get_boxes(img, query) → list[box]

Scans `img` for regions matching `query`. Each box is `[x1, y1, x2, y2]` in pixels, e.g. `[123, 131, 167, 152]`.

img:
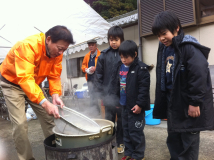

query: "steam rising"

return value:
[61, 79, 120, 125]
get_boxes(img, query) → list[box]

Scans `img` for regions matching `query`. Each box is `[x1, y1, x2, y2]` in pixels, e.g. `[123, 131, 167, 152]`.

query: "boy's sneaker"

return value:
[121, 156, 132, 160]
[117, 144, 125, 153]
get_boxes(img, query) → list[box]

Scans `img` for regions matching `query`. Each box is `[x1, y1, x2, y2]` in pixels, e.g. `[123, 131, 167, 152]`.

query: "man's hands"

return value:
[85, 68, 88, 73]
[52, 94, 64, 108]
[89, 66, 96, 73]
[131, 105, 142, 114]
[85, 67, 95, 74]
[41, 94, 64, 119]
[41, 100, 60, 119]
[188, 105, 200, 118]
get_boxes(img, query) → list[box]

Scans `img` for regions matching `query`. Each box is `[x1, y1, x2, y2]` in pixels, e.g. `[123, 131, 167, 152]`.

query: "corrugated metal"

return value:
[165, 0, 195, 26]
[139, 0, 196, 37]
[140, 0, 164, 36]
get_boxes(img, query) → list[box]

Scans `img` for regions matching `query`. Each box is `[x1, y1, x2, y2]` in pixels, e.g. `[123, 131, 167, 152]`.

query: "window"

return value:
[139, 0, 164, 36]
[66, 57, 85, 78]
[200, 0, 214, 17]
[197, 0, 214, 24]
[66, 58, 77, 78]
[78, 57, 85, 77]
[139, 0, 196, 37]
[139, 0, 214, 37]
[165, 0, 196, 27]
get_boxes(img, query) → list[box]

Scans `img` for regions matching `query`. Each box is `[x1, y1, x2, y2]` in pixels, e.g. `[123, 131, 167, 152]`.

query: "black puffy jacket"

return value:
[109, 57, 150, 111]
[94, 47, 121, 106]
[153, 29, 214, 132]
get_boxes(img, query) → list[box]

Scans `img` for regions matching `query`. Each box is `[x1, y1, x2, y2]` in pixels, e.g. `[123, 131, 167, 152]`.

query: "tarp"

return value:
[0, 36, 11, 62]
[0, 48, 9, 63]
[0, 0, 111, 59]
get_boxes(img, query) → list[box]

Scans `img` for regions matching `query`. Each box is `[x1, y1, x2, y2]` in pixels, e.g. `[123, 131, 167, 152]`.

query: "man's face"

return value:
[88, 43, 97, 53]
[109, 36, 121, 50]
[46, 36, 69, 58]
[157, 27, 179, 47]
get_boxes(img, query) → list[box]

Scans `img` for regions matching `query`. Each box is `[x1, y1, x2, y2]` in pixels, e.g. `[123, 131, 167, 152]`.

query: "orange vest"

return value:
[81, 49, 101, 81]
[0, 33, 62, 104]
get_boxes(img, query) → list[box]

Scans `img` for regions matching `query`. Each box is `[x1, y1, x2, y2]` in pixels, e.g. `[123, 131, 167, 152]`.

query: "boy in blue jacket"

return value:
[110, 40, 150, 160]
[152, 11, 214, 160]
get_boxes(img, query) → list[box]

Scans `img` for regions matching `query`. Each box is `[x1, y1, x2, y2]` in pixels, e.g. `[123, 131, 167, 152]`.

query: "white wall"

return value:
[123, 25, 139, 44]
[141, 36, 159, 104]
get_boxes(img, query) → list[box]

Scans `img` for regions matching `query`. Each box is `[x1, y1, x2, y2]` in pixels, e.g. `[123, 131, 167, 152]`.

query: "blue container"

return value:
[75, 91, 84, 99]
[145, 104, 161, 125]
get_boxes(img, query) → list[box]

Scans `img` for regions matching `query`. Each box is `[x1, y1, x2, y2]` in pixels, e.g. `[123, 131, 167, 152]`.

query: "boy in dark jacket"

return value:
[95, 26, 124, 152]
[110, 40, 150, 160]
[152, 11, 214, 160]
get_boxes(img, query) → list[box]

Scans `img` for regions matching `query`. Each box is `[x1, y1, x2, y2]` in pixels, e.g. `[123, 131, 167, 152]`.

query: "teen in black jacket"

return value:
[94, 26, 124, 152]
[152, 11, 214, 160]
[95, 46, 121, 105]
[153, 19, 214, 133]
[153, 31, 214, 132]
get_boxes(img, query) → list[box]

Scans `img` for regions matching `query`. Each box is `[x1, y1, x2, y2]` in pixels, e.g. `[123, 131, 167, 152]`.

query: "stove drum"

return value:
[44, 132, 118, 160]
[43, 119, 118, 160]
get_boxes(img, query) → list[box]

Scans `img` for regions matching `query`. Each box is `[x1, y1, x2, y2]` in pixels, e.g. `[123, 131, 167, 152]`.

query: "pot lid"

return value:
[55, 106, 100, 134]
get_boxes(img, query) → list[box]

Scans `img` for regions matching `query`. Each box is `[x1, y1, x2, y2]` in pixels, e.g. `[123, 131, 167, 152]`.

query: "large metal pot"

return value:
[44, 133, 118, 160]
[53, 119, 114, 148]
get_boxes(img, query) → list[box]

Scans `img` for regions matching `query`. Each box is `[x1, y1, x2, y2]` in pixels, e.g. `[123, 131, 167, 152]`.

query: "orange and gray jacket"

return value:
[0, 33, 62, 104]
[81, 49, 101, 81]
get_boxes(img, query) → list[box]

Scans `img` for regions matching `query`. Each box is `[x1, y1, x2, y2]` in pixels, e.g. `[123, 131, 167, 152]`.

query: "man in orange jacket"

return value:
[81, 39, 101, 113]
[0, 25, 74, 160]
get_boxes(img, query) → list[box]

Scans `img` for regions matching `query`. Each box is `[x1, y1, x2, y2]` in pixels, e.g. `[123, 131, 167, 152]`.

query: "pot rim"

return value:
[53, 119, 114, 137]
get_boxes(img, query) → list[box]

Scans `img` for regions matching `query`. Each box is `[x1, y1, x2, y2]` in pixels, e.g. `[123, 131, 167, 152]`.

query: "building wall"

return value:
[123, 25, 139, 44]
[142, 23, 214, 103]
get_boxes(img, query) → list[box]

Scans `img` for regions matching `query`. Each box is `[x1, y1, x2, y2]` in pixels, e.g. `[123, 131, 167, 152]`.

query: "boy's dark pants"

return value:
[166, 91, 200, 160]
[122, 105, 145, 160]
[105, 105, 123, 146]
[167, 131, 200, 160]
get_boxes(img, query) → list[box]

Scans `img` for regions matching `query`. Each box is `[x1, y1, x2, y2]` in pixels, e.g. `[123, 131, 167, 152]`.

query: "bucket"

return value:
[145, 104, 161, 125]
[74, 90, 84, 99]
